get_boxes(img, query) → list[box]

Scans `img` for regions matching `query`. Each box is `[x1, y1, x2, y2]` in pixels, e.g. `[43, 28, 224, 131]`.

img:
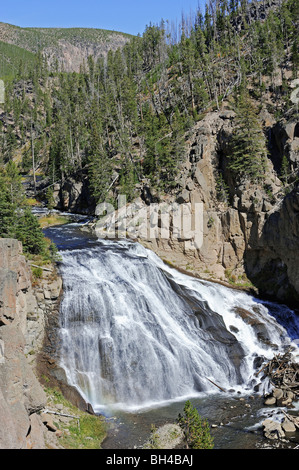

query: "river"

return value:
[42, 216, 299, 449]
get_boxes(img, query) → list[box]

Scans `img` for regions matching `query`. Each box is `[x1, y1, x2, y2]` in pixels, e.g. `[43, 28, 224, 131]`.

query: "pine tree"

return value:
[0, 165, 47, 255]
[178, 400, 214, 449]
[0, 170, 16, 237]
[216, 172, 230, 202]
[5, 160, 25, 205]
[15, 208, 47, 255]
[280, 154, 291, 190]
[227, 89, 267, 182]
[88, 115, 113, 204]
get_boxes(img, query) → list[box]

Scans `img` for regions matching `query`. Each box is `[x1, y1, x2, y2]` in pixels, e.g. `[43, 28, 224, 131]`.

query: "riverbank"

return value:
[39, 219, 299, 449]
[38, 213, 71, 229]
[101, 392, 299, 450]
[7, 211, 292, 451]
[40, 387, 107, 449]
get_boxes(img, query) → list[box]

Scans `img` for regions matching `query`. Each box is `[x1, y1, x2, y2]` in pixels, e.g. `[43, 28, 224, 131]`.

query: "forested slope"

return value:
[0, 0, 298, 304]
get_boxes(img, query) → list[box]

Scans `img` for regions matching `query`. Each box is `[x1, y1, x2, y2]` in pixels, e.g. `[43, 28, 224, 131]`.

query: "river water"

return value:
[43, 218, 299, 449]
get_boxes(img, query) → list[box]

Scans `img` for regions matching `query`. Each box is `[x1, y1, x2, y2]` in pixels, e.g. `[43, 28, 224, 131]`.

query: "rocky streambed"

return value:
[101, 390, 299, 450]
[41, 217, 299, 450]
[2, 212, 298, 450]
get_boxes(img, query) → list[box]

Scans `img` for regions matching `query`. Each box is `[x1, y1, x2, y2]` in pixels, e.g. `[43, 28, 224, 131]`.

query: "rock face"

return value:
[0, 240, 92, 447]
[92, 107, 299, 307]
[245, 188, 299, 305]
[162, 111, 299, 307]
[36, 174, 95, 215]
[0, 239, 47, 449]
[232, 0, 284, 31]
[0, 22, 131, 73]
[42, 34, 130, 73]
[53, 176, 95, 214]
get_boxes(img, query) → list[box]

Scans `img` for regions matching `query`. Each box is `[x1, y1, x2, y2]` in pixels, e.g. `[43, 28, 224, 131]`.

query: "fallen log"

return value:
[42, 408, 79, 419]
[29, 263, 53, 272]
[42, 408, 80, 429]
[205, 377, 226, 393]
[255, 359, 272, 377]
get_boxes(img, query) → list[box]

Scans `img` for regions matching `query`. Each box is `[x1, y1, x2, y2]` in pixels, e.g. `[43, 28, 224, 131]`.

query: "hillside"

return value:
[0, 0, 299, 451]
[0, 40, 37, 79]
[0, 0, 298, 306]
[0, 21, 132, 75]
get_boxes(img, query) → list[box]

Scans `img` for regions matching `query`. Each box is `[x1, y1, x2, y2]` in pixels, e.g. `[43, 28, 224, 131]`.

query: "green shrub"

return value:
[178, 400, 214, 449]
[32, 266, 43, 279]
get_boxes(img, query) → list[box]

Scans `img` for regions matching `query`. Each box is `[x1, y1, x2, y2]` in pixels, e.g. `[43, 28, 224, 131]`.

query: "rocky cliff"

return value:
[145, 107, 299, 308]
[0, 239, 48, 448]
[89, 103, 299, 309]
[0, 238, 76, 448]
[0, 239, 102, 448]
[0, 22, 132, 74]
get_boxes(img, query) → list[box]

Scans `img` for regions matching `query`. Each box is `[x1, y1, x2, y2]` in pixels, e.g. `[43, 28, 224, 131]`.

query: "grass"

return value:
[60, 414, 108, 449]
[224, 269, 254, 288]
[44, 388, 108, 449]
[26, 236, 62, 283]
[26, 197, 42, 206]
[162, 258, 176, 268]
[38, 213, 70, 228]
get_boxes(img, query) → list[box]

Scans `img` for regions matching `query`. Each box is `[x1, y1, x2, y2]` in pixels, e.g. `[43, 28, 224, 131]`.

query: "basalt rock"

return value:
[0, 239, 47, 448]
[53, 176, 96, 215]
[83, 105, 299, 308]
[245, 187, 299, 307]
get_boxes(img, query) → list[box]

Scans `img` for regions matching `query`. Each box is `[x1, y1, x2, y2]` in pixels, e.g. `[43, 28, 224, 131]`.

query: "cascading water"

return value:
[57, 236, 299, 413]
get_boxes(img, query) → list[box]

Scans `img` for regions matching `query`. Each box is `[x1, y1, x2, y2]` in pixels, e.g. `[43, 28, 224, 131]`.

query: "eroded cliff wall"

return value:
[92, 106, 299, 308]
[0, 239, 47, 449]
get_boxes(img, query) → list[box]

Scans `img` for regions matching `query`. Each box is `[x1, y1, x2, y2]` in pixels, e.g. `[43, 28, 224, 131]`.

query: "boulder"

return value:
[264, 396, 277, 406]
[40, 412, 57, 432]
[272, 388, 284, 400]
[262, 419, 285, 440]
[282, 418, 296, 433]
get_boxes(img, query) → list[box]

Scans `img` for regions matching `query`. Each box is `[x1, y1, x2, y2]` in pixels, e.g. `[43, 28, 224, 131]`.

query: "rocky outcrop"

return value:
[0, 239, 95, 448]
[0, 239, 47, 448]
[159, 109, 299, 307]
[36, 174, 95, 215]
[91, 105, 299, 308]
[0, 22, 131, 74]
[33, 266, 95, 414]
[242, 112, 299, 305]
[42, 34, 130, 73]
[231, 0, 284, 31]
[245, 187, 299, 306]
[271, 117, 299, 173]
[26, 270, 62, 368]
[53, 176, 95, 214]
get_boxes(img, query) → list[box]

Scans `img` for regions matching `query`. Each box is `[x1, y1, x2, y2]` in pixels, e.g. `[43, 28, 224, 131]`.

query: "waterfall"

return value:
[58, 239, 298, 412]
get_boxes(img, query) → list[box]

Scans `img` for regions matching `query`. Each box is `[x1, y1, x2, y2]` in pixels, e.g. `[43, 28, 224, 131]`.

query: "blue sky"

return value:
[1, 0, 206, 36]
